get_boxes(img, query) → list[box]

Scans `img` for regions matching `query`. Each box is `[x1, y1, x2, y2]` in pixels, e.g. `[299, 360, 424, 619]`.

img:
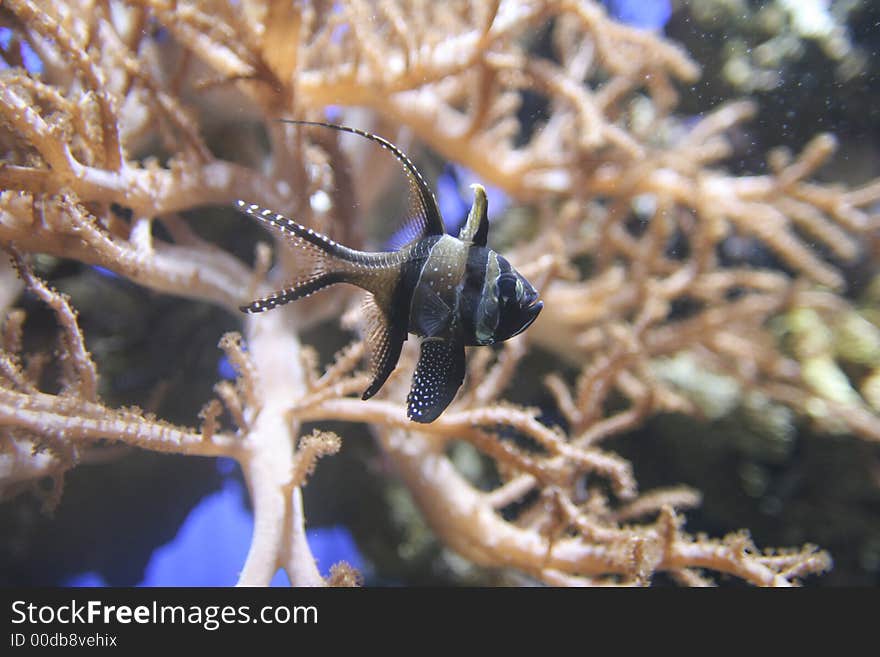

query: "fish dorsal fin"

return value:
[279, 120, 446, 245]
[458, 184, 488, 247]
[406, 336, 466, 423]
[360, 293, 408, 400]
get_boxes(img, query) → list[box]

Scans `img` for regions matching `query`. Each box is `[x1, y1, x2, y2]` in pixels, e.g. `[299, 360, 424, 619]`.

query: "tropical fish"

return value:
[237, 121, 543, 423]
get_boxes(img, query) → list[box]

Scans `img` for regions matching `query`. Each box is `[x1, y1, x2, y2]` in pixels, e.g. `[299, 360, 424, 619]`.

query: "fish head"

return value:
[475, 254, 543, 344]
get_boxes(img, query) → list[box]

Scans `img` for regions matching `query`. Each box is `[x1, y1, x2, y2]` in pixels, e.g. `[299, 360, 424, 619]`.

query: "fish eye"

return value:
[497, 274, 517, 301]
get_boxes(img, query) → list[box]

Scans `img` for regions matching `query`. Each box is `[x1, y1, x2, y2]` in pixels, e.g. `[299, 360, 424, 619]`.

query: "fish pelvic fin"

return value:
[406, 335, 465, 423]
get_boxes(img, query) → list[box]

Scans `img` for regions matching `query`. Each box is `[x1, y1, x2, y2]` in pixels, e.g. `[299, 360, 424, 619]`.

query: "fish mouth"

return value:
[510, 300, 544, 338]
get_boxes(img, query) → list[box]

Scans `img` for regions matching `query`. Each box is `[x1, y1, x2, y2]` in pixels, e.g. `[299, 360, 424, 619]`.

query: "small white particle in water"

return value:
[310, 189, 332, 214]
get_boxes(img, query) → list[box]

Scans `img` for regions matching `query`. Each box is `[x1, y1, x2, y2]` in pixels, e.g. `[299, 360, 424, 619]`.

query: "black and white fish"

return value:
[237, 121, 543, 423]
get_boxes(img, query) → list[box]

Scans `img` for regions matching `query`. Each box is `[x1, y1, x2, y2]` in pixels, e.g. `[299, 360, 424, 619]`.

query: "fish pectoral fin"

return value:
[361, 294, 407, 400]
[419, 286, 453, 337]
[406, 336, 465, 423]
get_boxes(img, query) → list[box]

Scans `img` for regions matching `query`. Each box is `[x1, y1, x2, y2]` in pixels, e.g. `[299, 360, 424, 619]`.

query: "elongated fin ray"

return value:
[278, 120, 446, 242]
[240, 273, 343, 313]
[458, 184, 489, 247]
[236, 200, 351, 259]
[406, 336, 465, 423]
[361, 294, 407, 399]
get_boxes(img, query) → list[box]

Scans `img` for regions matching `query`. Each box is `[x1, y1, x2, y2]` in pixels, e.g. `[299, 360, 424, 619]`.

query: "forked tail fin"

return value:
[236, 195, 415, 403]
[237, 200, 358, 313]
[236, 200, 400, 313]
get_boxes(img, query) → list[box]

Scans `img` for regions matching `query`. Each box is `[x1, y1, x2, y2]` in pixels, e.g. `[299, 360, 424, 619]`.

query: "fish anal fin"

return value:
[406, 336, 465, 423]
[361, 294, 407, 400]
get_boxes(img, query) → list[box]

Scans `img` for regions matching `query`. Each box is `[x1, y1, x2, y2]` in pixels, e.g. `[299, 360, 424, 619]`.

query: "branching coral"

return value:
[2, 0, 877, 586]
